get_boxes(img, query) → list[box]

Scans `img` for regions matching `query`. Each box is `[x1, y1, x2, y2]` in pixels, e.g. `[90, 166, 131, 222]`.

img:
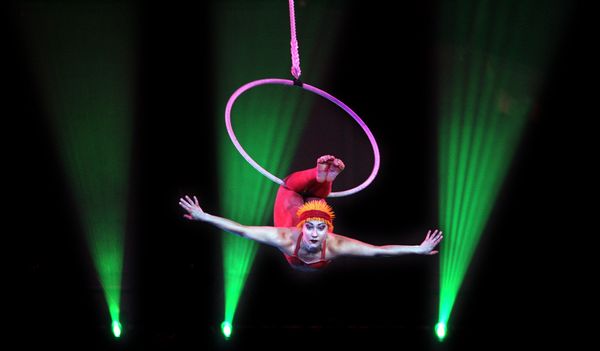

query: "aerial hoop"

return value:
[225, 78, 380, 198]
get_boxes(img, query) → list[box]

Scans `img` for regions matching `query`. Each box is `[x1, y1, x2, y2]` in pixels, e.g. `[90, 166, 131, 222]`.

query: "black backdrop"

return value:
[8, 0, 593, 350]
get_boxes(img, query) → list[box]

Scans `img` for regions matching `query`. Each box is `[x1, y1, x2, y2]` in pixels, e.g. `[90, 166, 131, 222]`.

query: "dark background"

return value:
[8, 0, 593, 349]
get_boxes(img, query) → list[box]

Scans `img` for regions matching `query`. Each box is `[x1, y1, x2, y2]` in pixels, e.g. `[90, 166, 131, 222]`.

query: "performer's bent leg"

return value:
[273, 156, 344, 227]
[273, 167, 331, 227]
[283, 167, 333, 198]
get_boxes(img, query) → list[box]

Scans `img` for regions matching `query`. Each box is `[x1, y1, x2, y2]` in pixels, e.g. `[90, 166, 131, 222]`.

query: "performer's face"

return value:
[302, 220, 328, 249]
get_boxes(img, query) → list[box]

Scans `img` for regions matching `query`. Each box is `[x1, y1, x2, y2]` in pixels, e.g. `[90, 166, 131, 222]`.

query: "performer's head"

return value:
[296, 200, 334, 250]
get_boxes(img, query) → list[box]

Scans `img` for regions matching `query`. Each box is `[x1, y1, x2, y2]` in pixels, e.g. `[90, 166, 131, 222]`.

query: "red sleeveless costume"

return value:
[274, 167, 332, 270]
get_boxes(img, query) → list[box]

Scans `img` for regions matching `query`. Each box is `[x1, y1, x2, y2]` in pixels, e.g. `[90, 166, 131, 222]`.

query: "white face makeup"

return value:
[301, 220, 328, 250]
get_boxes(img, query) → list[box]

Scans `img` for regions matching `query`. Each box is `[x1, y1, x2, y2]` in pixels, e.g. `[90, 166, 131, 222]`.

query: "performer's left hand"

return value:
[419, 229, 443, 255]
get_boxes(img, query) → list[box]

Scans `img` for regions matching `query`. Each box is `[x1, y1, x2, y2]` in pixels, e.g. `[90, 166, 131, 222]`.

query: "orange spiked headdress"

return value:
[296, 200, 335, 232]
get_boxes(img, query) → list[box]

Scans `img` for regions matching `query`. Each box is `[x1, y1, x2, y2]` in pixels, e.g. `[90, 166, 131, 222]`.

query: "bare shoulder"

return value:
[326, 232, 377, 258]
[326, 232, 351, 256]
[275, 227, 298, 254]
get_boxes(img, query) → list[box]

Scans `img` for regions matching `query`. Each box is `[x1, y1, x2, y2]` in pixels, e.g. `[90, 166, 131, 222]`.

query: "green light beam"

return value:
[436, 0, 570, 339]
[213, 0, 342, 338]
[18, 2, 136, 336]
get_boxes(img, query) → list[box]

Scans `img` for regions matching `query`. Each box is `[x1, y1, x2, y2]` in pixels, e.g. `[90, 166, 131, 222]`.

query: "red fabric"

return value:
[274, 167, 332, 270]
[298, 209, 332, 222]
[273, 167, 332, 228]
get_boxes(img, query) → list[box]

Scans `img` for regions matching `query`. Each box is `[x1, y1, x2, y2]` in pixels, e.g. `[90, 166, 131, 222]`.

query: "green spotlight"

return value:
[112, 320, 122, 338]
[435, 322, 446, 341]
[221, 321, 232, 339]
[18, 1, 136, 336]
[214, 1, 342, 335]
[436, 0, 570, 339]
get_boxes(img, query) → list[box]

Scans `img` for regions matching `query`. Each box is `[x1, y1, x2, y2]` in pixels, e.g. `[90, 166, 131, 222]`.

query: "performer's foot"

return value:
[316, 155, 344, 183]
[316, 155, 335, 183]
[327, 158, 345, 182]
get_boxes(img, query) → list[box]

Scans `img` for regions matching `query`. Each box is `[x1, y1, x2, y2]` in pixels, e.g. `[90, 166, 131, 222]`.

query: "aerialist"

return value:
[179, 155, 443, 272]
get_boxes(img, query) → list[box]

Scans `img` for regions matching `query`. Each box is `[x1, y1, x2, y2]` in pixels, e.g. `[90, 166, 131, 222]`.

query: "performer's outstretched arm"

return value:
[179, 195, 291, 248]
[332, 229, 443, 257]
